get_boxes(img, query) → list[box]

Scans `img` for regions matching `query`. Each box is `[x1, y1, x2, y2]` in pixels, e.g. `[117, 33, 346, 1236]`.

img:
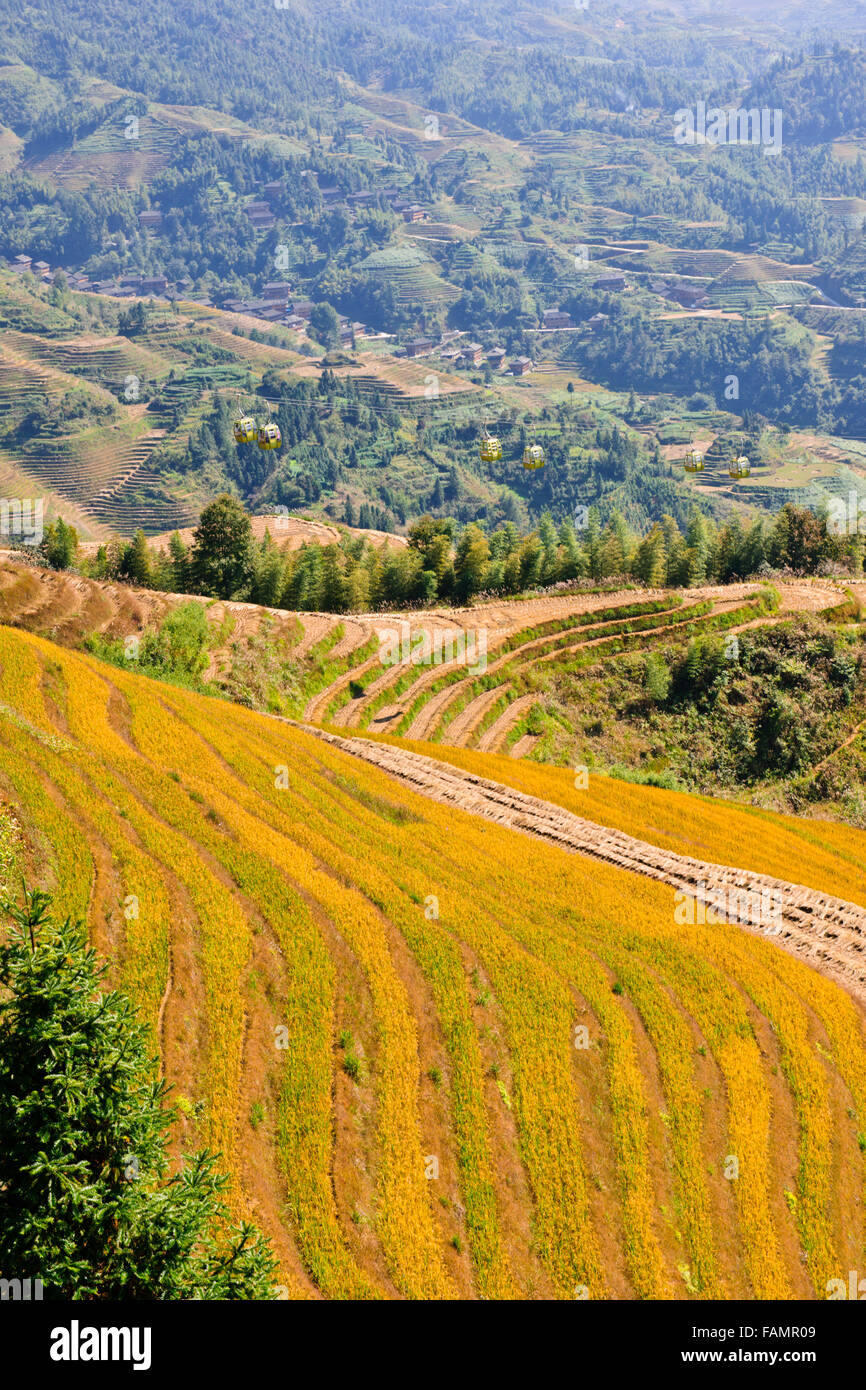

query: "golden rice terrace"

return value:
[1, 622, 866, 1300]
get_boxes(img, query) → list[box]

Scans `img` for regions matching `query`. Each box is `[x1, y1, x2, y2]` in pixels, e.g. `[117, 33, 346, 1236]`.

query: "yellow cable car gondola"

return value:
[683, 447, 704, 474]
[728, 453, 751, 479]
[258, 419, 282, 451]
[480, 427, 502, 463]
[233, 414, 258, 445]
[522, 444, 545, 471]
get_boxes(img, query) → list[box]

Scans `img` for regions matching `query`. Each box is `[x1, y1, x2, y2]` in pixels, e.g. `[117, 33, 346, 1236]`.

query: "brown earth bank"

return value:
[0, 558, 842, 647]
[137, 514, 409, 556]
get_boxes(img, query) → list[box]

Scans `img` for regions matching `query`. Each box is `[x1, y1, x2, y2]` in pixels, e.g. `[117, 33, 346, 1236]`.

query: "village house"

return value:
[510, 355, 533, 375]
[402, 204, 427, 223]
[246, 202, 275, 228]
[405, 337, 435, 358]
[460, 342, 484, 367]
[11, 255, 32, 272]
[587, 312, 610, 332]
[138, 210, 163, 229]
[541, 307, 572, 328]
[593, 272, 628, 292]
[290, 299, 314, 320]
[486, 347, 507, 368]
[667, 283, 709, 308]
[262, 282, 292, 301]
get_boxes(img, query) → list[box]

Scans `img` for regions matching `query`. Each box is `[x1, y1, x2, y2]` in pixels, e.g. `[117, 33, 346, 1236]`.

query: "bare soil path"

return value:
[301, 726, 866, 1005]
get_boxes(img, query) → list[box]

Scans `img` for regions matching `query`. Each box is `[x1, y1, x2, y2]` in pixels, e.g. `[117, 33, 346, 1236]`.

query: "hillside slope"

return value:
[305, 726, 866, 1003]
[1, 622, 865, 1299]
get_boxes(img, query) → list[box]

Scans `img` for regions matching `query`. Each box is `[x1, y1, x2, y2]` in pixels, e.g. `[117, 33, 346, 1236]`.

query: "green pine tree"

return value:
[0, 886, 277, 1300]
[190, 494, 254, 600]
[42, 518, 79, 571]
[125, 529, 152, 587]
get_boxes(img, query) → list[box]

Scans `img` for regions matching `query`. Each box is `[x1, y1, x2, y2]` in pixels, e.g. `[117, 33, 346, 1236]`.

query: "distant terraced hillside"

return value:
[23, 100, 296, 193]
[142, 514, 409, 556]
[2, 620, 866, 1299]
[0, 272, 481, 538]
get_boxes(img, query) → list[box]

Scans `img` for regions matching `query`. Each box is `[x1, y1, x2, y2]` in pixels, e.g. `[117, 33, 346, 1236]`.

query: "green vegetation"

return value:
[0, 806, 21, 900]
[542, 615, 866, 821]
[0, 885, 276, 1299]
[75, 498, 865, 616]
[0, 7, 862, 543]
[84, 601, 213, 686]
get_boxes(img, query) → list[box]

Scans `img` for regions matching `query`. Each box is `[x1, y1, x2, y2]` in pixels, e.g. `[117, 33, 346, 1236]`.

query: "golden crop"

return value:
[1, 624, 864, 1300]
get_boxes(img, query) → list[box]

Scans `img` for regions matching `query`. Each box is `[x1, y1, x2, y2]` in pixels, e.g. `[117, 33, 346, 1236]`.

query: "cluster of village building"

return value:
[5, 249, 620, 359]
[8, 190, 708, 368]
[5, 158, 713, 343]
[5, 251, 371, 341]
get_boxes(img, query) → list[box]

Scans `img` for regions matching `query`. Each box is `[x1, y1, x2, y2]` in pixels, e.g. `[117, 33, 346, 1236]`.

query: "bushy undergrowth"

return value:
[543, 614, 866, 817]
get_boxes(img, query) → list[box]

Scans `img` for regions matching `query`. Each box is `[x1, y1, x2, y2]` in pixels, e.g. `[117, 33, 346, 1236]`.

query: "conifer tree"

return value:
[0, 887, 276, 1300]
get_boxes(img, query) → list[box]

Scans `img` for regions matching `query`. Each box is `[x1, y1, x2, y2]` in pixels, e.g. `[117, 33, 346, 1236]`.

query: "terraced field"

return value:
[0, 558, 304, 680]
[356, 246, 460, 307]
[309, 582, 838, 754]
[2, 619, 865, 1300]
[26, 112, 183, 191]
[0, 274, 485, 536]
[309, 728, 866, 1002]
[0, 563, 842, 750]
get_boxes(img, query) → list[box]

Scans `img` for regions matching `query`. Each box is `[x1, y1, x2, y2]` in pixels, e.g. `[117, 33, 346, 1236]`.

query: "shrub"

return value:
[644, 652, 671, 703]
